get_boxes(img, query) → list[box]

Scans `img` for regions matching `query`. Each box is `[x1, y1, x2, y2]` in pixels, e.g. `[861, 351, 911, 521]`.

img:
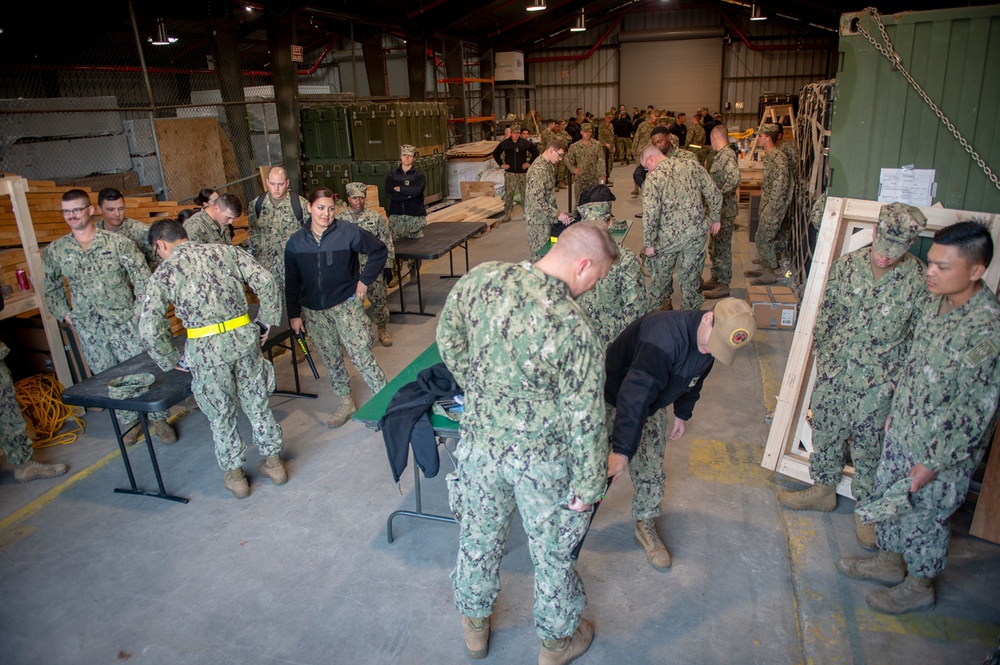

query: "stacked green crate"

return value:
[301, 105, 353, 201]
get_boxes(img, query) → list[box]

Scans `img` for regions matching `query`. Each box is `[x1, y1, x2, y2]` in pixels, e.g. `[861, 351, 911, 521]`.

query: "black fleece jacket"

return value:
[605, 310, 715, 459]
[284, 219, 387, 318]
[385, 165, 427, 217]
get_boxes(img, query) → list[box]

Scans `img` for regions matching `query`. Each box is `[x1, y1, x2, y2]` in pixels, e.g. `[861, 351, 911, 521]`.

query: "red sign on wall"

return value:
[291, 45, 303, 63]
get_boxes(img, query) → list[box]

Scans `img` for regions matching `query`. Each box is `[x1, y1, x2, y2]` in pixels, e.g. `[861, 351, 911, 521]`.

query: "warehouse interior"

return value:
[1, 1, 1000, 664]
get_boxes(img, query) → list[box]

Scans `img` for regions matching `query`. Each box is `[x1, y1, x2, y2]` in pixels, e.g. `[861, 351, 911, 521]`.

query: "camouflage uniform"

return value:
[524, 158, 560, 254]
[872, 285, 1000, 577]
[564, 139, 605, 206]
[183, 210, 229, 245]
[774, 139, 798, 258]
[642, 155, 722, 311]
[342, 205, 395, 329]
[43, 229, 167, 428]
[302, 297, 387, 397]
[97, 218, 156, 267]
[248, 194, 309, 307]
[437, 261, 607, 641]
[555, 129, 572, 185]
[756, 147, 791, 270]
[686, 121, 706, 149]
[139, 242, 283, 471]
[631, 119, 656, 159]
[707, 145, 741, 285]
[605, 405, 667, 520]
[810, 250, 928, 502]
[615, 135, 632, 164]
[0, 342, 32, 466]
[597, 121, 615, 152]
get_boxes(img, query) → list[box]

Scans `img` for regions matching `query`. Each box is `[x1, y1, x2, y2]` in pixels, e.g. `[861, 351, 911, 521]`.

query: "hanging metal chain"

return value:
[856, 7, 1000, 193]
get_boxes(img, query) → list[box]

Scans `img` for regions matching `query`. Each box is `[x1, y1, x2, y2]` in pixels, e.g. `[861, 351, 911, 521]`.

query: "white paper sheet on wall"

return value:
[878, 166, 936, 206]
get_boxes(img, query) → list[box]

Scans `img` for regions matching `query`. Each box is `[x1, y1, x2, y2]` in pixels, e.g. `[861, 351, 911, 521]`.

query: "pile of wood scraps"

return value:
[446, 141, 500, 158]
[426, 196, 504, 233]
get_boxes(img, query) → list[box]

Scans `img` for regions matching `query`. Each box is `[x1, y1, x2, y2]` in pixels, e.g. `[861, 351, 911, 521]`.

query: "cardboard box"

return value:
[747, 285, 798, 330]
[495, 51, 525, 82]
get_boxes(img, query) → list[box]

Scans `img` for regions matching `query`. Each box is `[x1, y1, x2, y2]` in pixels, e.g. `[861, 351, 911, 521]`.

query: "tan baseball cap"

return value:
[707, 298, 756, 365]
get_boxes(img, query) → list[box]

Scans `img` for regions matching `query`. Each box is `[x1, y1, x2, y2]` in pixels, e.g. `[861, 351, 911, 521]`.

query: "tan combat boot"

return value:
[855, 512, 877, 550]
[776, 482, 837, 512]
[152, 419, 177, 445]
[14, 459, 68, 483]
[866, 575, 934, 614]
[462, 615, 490, 660]
[700, 277, 720, 292]
[836, 550, 905, 584]
[121, 421, 143, 446]
[703, 283, 731, 299]
[377, 326, 394, 347]
[634, 519, 672, 570]
[659, 299, 673, 311]
[257, 455, 288, 485]
[327, 397, 357, 428]
[538, 619, 594, 665]
[224, 468, 250, 499]
[751, 272, 778, 285]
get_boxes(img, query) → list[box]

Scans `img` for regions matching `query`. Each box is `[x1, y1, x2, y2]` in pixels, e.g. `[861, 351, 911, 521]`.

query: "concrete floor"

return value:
[2, 162, 999, 664]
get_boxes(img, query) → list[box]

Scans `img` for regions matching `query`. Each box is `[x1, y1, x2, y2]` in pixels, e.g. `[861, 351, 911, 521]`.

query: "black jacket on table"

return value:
[284, 220, 387, 319]
[605, 310, 715, 459]
[385, 166, 427, 217]
[492, 137, 540, 174]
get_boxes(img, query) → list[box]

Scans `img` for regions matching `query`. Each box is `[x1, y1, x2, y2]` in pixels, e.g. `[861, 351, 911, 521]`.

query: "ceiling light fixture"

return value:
[148, 19, 177, 45]
[750, 3, 767, 21]
[526, 0, 547, 11]
[570, 8, 586, 32]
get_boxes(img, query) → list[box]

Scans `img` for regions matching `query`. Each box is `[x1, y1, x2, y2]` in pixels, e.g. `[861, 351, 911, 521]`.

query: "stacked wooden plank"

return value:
[446, 141, 500, 158]
[426, 196, 504, 233]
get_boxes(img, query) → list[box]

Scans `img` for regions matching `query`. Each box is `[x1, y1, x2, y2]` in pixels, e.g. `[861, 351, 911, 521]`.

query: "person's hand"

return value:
[356, 281, 368, 299]
[174, 356, 190, 373]
[607, 452, 628, 481]
[558, 212, 572, 225]
[501, 163, 510, 170]
[290, 317, 305, 335]
[255, 321, 270, 347]
[668, 417, 686, 440]
[908, 463, 937, 493]
[574, 168, 583, 175]
[644, 247, 655, 257]
[567, 496, 592, 512]
[393, 186, 401, 192]
[710, 221, 721, 235]
[64, 313, 73, 325]
[884, 415, 891, 434]
[382, 268, 393, 283]
[522, 162, 531, 170]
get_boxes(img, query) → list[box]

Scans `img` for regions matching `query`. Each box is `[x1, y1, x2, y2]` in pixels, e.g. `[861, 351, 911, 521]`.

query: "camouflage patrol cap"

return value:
[874, 202, 927, 260]
[758, 123, 781, 139]
[580, 122, 594, 132]
[345, 182, 367, 198]
[107, 373, 156, 400]
[400, 144, 417, 156]
[707, 298, 756, 366]
[576, 201, 613, 222]
[509, 123, 521, 133]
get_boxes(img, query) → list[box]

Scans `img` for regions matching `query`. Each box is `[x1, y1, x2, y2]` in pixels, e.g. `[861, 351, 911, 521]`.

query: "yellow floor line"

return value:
[0, 447, 122, 533]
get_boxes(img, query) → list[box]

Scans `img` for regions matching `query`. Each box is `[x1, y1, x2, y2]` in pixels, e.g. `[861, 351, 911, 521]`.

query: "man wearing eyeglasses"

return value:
[523, 139, 573, 255]
[183, 193, 242, 245]
[43, 189, 177, 445]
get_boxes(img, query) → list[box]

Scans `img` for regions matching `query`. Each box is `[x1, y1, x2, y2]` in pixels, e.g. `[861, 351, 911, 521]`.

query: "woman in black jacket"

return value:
[285, 188, 389, 428]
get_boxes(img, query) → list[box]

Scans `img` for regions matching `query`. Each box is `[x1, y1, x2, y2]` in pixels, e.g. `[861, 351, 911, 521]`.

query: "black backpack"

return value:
[254, 193, 304, 226]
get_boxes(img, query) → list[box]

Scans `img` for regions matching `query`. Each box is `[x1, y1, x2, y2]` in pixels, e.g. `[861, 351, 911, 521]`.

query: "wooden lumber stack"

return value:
[446, 141, 500, 158]
[426, 196, 504, 233]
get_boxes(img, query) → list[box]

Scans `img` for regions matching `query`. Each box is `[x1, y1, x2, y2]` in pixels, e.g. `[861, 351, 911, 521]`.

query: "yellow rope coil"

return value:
[14, 374, 86, 448]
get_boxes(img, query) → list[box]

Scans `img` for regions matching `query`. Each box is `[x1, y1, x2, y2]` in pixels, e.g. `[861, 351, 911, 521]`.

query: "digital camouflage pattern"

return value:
[524, 158, 560, 254]
[756, 148, 791, 269]
[598, 120, 615, 153]
[302, 298, 387, 397]
[554, 129, 572, 185]
[97, 217, 157, 267]
[642, 154, 722, 311]
[342, 206, 395, 328]
[615, 136, 632, 163]
[502, 171, 527, 219]
[606, 405, 667, 520]
[631, 118, 656, 158]
[778, 139, 797, 186]
[577, 246, 646, 348]
[872, 285, 1000, 577]
[564, 139, 606, 206]
[139, 241, 283, 470]
[43, 228, 165, 427]
[708, 145, 741, 285]
[389, 213, 426, 278]
[183, 209, 229, 245]
[437, 260, 607, 640]
[248, 194, 309, 307]
[686, 121, 706, 149]
[809, 249, 929, 502]
[0, 343, 32, 465]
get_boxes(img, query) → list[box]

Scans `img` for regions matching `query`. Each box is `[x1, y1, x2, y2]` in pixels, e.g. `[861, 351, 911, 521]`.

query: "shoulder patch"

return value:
[966, 338, 998, 367]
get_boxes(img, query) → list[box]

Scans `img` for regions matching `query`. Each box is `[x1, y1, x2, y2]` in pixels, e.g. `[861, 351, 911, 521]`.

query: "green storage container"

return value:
[301, 106, 352, 161]
[350, 161, 396, 209]
[350, 102, 409, 162]
[303, 160, 353, 204]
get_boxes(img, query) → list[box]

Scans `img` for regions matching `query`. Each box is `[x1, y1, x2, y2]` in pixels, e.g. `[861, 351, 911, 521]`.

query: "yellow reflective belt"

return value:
[186, 314, 251, 339]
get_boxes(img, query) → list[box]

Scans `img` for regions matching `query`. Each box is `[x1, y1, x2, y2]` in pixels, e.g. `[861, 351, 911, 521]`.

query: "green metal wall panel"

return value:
[829, 7, 1000, 213]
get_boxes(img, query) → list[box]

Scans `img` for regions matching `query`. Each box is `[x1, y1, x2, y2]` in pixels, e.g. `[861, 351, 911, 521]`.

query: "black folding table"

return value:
[392, 221, 487, 317]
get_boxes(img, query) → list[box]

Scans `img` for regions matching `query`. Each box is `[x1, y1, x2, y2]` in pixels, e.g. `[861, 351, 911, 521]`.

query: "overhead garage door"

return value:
[619, 38, 722, 117]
